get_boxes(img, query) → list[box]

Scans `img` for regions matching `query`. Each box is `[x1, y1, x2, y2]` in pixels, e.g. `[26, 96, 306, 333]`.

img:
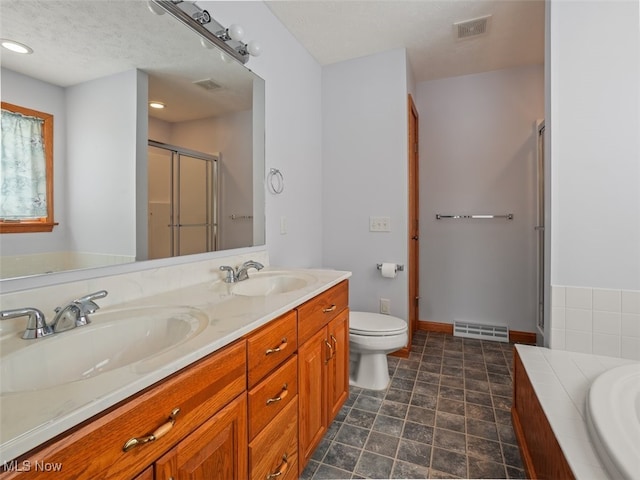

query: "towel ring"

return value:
[267, 168, 284, 194]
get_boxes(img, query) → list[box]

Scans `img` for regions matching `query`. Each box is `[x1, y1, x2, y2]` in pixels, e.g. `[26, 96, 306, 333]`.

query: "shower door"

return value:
[535, 122, 545, 335]
[148, 141, 219, 259]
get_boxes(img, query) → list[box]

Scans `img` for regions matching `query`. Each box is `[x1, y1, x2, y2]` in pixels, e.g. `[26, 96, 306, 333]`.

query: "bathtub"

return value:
[586, 363, 640, 480]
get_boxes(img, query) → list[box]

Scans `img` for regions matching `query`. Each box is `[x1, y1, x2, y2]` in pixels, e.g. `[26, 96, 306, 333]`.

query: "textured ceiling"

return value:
[0, 1, 254, 122]
[265, 0, 545, 82]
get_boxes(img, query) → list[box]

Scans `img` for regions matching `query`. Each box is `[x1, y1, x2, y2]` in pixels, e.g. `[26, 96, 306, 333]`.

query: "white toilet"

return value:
[349, 311, 409, 390]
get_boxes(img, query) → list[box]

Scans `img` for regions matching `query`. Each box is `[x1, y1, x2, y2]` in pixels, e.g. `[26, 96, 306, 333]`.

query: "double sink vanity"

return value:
[0, 264, 351, 479]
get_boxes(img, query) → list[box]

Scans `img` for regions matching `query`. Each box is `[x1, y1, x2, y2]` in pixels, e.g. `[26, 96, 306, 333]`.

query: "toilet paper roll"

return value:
[380, 263, 397, 279]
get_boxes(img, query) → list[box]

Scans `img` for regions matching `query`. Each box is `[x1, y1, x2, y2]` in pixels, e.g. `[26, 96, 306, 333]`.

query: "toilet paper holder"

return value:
[376, 263, 404, 272]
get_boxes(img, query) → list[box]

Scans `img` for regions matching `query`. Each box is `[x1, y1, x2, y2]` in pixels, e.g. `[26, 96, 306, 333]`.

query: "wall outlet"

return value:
[380, 298, 391, 314]
[369, 216, 391, 232]
[280, 216, 287, 235]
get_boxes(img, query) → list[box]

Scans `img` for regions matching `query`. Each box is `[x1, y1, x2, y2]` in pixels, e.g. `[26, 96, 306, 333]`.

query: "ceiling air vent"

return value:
[454, 15, 492, 40]
[193, 78, 221, 91]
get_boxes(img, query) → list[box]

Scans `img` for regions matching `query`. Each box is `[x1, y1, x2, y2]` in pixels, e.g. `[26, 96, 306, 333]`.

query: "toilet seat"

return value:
[349, 312, 407, 336]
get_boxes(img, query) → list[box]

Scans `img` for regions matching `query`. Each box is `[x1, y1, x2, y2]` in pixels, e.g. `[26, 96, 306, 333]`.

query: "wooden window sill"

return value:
[0, 222, 59, 233]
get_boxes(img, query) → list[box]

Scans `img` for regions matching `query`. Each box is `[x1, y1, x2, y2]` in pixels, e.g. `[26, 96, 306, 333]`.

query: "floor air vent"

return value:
[453, 321, 509, 342]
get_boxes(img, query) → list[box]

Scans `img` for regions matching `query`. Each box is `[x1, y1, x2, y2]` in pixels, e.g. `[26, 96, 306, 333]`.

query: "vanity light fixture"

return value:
[149, 0, 262, 64]
[237, 40, 262, 58]
[1, 39, 33, 54]
[216, 24, 245, 42]
[149, 101, 165, 109]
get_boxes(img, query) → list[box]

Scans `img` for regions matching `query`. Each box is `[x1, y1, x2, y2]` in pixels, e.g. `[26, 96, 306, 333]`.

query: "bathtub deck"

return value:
[514, 344, 636, 479]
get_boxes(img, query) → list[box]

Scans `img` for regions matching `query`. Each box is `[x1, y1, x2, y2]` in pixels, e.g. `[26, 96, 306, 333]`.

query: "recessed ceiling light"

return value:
[1, 39, 33, 54]
[149, 101, 165, 109]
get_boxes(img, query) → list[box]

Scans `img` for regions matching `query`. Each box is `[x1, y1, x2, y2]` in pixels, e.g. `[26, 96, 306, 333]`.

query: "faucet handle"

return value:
[0, 307, 53, 339]
[219, 266, 237, 283]
[75, 290, 108, 315]
[76, 290, 108, 306]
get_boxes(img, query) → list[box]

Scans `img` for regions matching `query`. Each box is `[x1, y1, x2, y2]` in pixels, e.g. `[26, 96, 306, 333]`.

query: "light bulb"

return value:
[220, 51, 233, 64]
[246, 40, 262, 57]
[227, 24, 245, 42]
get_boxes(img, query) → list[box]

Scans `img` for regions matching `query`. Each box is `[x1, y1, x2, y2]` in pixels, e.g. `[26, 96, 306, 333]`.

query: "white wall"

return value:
[416, 65, 544, 333]
[0, 68, 68, 255]
[202, 1, 324, 268]
[66, 69, 138, 257]
[322, 49, 409, 320]
[549, 0, 639, 291]
[547, 0, 640, 358]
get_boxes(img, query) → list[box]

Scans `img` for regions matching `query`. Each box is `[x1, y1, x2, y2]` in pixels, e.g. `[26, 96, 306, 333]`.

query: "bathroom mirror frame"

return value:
[0, 0, 266, 291]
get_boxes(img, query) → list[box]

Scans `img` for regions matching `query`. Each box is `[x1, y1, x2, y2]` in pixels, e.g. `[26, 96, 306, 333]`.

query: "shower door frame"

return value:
[535, 122, 546, 337]
[148, 140, 220, 257]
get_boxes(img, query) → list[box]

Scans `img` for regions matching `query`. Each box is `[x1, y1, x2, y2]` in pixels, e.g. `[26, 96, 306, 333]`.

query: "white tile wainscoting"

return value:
[550, 286, 640, 360]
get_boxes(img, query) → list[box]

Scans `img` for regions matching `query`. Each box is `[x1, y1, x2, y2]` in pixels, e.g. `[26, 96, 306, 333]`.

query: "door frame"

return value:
[408, 95, 420, 347]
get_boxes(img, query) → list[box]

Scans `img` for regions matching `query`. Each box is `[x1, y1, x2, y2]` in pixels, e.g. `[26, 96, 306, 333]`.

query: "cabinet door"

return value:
[297, 327, 328, 471]
[133, 466, 153, 480]
[155, 394, 247, 480]
[327, 309, 349, 423]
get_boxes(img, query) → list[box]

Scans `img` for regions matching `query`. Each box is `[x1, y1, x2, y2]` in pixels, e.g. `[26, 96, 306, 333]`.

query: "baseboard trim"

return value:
[418, 320, 536, 344]
[509, 330, 536, 345]
[389, 347, 410, 358]
[417, 320, 452, 334]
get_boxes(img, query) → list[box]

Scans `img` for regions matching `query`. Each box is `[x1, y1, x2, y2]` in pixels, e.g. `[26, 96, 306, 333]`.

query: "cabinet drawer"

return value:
[248, 355, 298, 440]
[0, 341, 247, 480]
[247, 310, 297, 387]
[249, 398, 298, 480]
[298, 281, 348, 344]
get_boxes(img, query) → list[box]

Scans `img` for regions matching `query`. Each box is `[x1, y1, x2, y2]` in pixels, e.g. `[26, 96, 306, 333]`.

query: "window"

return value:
[0, 101, 56, 233]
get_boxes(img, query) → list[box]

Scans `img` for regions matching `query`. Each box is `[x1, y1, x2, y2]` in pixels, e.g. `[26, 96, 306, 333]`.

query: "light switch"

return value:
[369, 216, 391, 232]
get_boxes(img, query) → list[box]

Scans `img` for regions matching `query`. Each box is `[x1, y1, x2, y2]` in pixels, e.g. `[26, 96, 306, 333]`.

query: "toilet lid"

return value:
[349, 311, 407, 336]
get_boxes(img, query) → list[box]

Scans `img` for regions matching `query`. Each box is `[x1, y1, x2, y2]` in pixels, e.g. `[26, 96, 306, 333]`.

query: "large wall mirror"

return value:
[0, 0, 265, 282]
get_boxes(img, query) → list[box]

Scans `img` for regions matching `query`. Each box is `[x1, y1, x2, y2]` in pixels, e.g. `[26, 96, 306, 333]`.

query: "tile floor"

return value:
[300, 331, 526, 479]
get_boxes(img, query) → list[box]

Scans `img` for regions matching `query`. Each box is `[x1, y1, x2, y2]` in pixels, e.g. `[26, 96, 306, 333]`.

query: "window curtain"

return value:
[0, 109, 47, 219]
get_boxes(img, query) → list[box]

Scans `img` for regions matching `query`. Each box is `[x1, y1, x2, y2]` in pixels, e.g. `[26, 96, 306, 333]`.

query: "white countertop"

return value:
[515, 344, 637, 479]
[0, 268, 351, 463]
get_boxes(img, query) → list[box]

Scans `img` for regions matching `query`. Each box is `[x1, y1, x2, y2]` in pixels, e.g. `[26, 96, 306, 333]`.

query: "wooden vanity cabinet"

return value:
[245, 310, 300, 480]
[297, 281, 350, 473]
[326, 309, 349, 423]
[132, 466, 153, 480]
[0, 341, 247, 480]
[1, 280, 350, 480]
[155, 394, 248, 480]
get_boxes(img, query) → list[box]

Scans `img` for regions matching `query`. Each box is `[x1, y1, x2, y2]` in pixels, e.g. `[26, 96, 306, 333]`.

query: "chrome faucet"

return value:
[0, 307, 53, 339]
[51, 290, 108, 333]
[219, 260, 264, 283]
[236, 260, 264, 281]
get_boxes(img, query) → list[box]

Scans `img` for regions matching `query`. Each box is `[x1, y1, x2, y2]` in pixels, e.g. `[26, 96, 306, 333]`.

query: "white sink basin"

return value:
[232, 271, 316, 297]
[0, 306, 208, 394]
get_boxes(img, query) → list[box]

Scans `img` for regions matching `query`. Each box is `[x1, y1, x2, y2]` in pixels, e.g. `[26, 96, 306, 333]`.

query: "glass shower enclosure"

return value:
[147, 141, 219, 259]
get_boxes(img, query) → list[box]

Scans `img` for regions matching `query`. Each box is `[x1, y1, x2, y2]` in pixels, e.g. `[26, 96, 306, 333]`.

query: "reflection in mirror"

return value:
[0, 0, 265, 281]
[0, 101, 55, 234]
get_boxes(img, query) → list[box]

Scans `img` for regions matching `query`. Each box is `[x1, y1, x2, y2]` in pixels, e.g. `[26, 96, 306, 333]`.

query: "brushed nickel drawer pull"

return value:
[322, 304, 337, 313]
[324, 339, 334, 364]
[123, 408, 180, 452]
[330, 334, 338, 355]
[265, 337, 288, 355]
[266, 453, 289, 479]
[266, 383, 289, 405]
